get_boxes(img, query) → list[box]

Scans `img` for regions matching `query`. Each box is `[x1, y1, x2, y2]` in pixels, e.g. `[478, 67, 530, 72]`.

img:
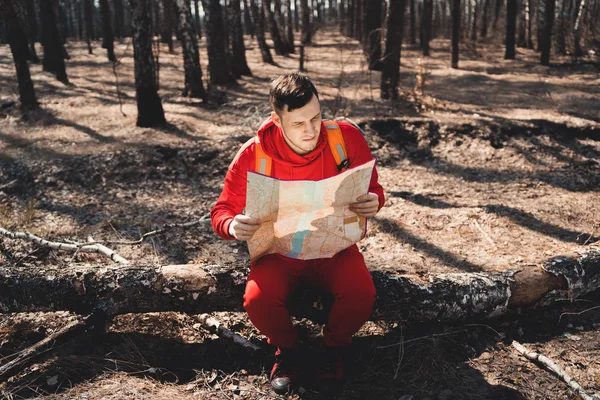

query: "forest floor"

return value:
[0, 26, 600, 399]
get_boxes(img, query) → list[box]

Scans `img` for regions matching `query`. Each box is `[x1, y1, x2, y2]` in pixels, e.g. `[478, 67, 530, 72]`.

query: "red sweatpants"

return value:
[243, 245, 376, 349]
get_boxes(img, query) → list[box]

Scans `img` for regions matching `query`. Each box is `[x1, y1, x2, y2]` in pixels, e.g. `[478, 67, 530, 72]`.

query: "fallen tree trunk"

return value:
[1, 248, 598, 323]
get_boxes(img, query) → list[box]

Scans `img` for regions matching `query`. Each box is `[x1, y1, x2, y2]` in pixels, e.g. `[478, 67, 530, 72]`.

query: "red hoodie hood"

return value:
[256, 116, 329, 168]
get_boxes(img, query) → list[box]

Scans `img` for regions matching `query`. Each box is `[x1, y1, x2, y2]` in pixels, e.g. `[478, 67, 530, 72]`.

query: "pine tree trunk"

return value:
[201, 0, 237, 84]
[364, 0, 383, 69]
[525, 0, 533, 48]
[285, 0, 295, 51]
[301, 0, 311, 43]
[159, 0, 174, 52]
[339, 0, 346, 34]
[539, 0, 555, 64]
[83, 0, 94, 53]
[381, 0, 406, 99]
[114, 0, 125, 38]
[555, 0, 568, 54]
[172, 0, 208, 98]
[451, 0, 461, 68]
[409, 0, 416, 44]
[505, 0, 517, 57]
[41, 0, 69, 83]
[471, 0, 478, 40]
[243, 0, 253, 36]
[229, 0, 252, 75]
[99, 0, 116, 61]
[421, 0, 433, 54]
[481, 0, 489, 37]
[24, 0, 40, 62]
[265, 0, 287, 54]
[193, 0, 202, 38]
[573, 0, 586, 57]
[1, 0, 38, 109]
[294, 0, 299, 30]
[493, 0, 502, 31]
[354, 0, 362, 40]
[249, 0, 275, 63]
[129, 0, 166, 127]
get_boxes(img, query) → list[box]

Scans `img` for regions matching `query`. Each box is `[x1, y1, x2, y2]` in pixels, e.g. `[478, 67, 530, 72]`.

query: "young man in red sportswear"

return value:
[210, 73, 385, 395]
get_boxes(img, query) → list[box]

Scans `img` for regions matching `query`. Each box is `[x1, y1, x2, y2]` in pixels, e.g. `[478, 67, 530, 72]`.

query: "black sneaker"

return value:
[270, 347, 299, 395]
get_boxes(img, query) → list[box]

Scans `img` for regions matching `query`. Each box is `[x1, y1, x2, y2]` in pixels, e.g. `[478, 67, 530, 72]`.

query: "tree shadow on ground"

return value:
[389, 191, 600, 245]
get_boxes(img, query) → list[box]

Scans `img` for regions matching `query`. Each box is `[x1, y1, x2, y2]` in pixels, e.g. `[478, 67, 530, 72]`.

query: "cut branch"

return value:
[195, 313, 262, 352]
[511, 341, 599, 400]
[0, 228, 129, 264]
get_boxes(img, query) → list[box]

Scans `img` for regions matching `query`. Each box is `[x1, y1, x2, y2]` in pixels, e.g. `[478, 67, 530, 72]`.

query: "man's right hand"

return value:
[228, 215, 261, 241]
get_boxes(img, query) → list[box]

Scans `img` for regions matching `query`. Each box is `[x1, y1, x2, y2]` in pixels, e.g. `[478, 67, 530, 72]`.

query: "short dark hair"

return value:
[269, 73, 319, 114]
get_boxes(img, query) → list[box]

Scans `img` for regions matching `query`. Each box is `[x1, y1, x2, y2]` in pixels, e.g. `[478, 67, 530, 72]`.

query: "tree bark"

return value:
[364, 0, 383, 69]
[99, 0, 116, 61]
[555, 0, 569, 54]
[539, 0, 555, 65]
[285, 0, 295, 52]
[201, 0, 237, 84]
[573, 0, 587, 57]
[421, 0, 433, 55]
[129, 0, 167, 127]
[300, 0, 311, 43]
[409, 0, 416, 44]
[243, 0, 254, 36]
[40, 0, 69, 83]
[24, 0, 40, 63]
[263, 0, 287, 54]
[0, 0, 38, 109]
[1, 249, 598, 324]
[173, 0, 208, 98]
[451, 0, 461, 68]
[493, 0, 502, 31]
[229, 0, 252, 75]
[159, 0, 174, 52]
[193, 0, 202, 38]
[249, 0, 275, 63]
[471, 0, 478, 40]
[505, 0, 517, 58]
[114, 0, 126, 38]
[381, 0, 406, 99]
[481, 0, 490, 37]
[83, 0, 94, 53]
[294, 0, 299, 30]
[339, 0, 346, 34]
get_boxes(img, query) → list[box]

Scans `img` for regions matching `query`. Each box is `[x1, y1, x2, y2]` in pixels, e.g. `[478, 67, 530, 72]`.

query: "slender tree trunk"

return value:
[381, 0, 406, 99]
[451, 0, 461, 68]
[505, 0, 517, 57]
[421, 0, 433, 54]
[193, 0, 202, 38]
[159, 0, 174, 51]
[249, 0, 275, 63]
[99, 0, 116, 61]
[286, 0, 295, 51]
[262, 0, 287, 54]
[294, 0, 299, 30]
[471, 0, 478, 40]
[129, 0, 166, 126]
[354, 0, 362, 40]
[83, 0, 94, 53]
[114, 0, 125, 38]
[481, 0, 489, 37]
[364, 0, 383, 68]
[24, 0, 40, 62]
[539, 0, 555, 64]
[41, 0, 69, 83]
[493, 0, 502, 31]
[555, 0, 568, 54]
[173, 0, 207, 98]
[271, 0, 291, 52]
[300, 0, 311, 43]
[573, 0, 587, 56]
[243, 0, 254, 36]
[1, 0, 38, 108]
[409, 0, 416, 43]
[201, 0, 237, 83]
[524, 0, 533, 48]
[229, 0, 252, 75]
[339, 0, 346, 34]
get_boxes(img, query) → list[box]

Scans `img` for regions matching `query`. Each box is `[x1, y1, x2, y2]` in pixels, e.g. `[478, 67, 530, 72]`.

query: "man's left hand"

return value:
[349, 193, 380, 217]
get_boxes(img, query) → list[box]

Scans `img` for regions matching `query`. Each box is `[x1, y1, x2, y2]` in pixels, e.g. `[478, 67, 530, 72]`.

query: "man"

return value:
[210, 73, 385, 395]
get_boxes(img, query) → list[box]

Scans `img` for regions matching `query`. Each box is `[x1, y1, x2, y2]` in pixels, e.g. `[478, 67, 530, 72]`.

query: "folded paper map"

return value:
[245, 159, 376, 261]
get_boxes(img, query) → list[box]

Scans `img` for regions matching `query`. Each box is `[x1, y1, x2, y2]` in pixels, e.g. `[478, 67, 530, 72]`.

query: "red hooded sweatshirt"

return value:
[210, 117, 385, 240]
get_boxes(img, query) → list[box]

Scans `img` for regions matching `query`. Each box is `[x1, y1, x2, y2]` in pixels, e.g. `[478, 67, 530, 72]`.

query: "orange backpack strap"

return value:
[254, 139, 272, 175]
[324, 120, 349, 172]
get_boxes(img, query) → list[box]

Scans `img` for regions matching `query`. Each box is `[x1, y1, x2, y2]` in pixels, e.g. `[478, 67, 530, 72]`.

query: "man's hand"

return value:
[349, 193, 380, 217]
[228, 215, 261, 241]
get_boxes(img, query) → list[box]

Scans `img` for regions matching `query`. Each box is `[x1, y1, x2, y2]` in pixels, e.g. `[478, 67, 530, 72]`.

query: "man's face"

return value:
[272, 94, 322, 155]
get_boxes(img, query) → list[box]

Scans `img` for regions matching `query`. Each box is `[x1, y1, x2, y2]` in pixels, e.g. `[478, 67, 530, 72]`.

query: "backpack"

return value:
[254, 120, 348, 176]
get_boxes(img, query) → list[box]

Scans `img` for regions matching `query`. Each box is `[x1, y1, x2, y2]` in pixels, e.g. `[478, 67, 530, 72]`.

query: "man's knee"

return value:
[243, 279, 288, 312]
[338, 279, 376, 306]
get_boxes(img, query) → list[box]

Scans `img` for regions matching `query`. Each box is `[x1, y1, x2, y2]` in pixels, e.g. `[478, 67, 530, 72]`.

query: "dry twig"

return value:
[511, 340, 599, 400]
[0, 228, 129, 264]
[195, 314, 262, 353]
